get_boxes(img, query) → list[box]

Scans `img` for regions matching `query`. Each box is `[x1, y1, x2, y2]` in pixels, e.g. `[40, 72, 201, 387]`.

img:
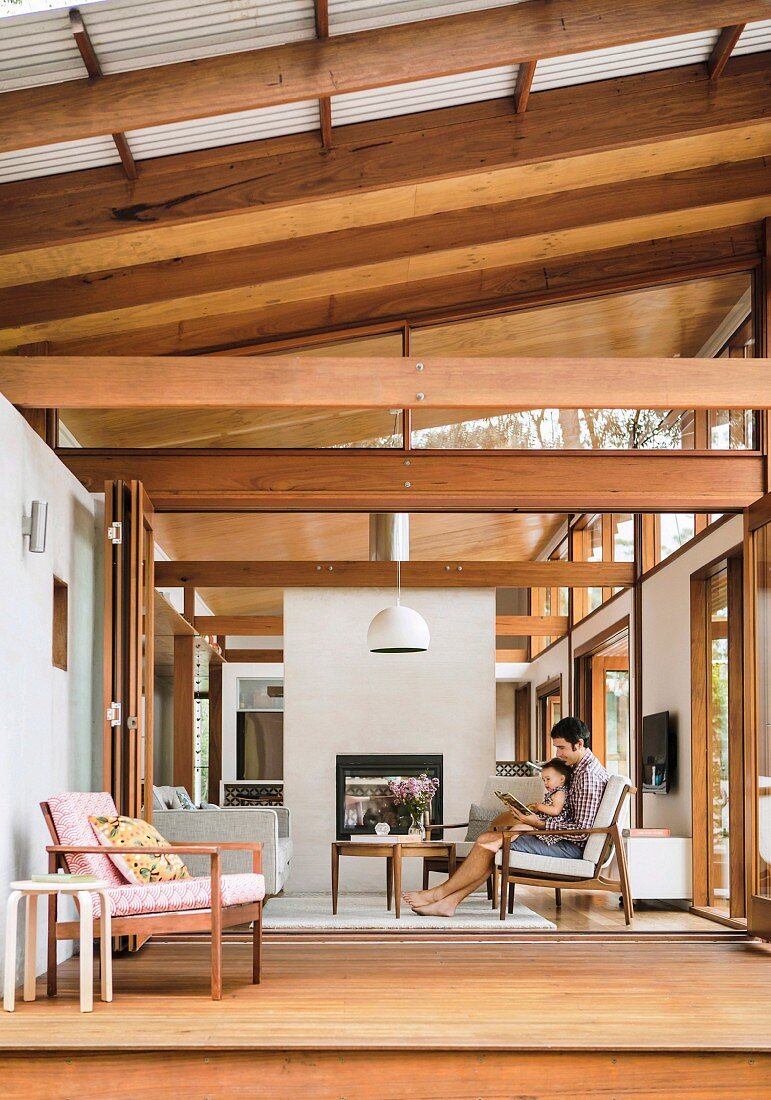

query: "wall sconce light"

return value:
[22, 500, 48, 553]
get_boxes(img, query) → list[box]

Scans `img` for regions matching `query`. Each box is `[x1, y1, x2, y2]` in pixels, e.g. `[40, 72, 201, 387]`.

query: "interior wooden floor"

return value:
[2, 920, 770, 1098]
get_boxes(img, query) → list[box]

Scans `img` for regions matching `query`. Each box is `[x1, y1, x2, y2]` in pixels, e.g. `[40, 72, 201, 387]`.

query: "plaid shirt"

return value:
[540, 750, 609, 848]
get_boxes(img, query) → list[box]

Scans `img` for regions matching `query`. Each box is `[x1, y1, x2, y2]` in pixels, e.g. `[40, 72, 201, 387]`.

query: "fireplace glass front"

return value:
[336, 754, 443, 840]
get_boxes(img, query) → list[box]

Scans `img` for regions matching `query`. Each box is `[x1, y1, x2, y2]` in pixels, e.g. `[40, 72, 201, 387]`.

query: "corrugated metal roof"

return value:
[735, 18, 771, 55]
[127, 99, 320, 160]
[0, 0, 316, 91]
[328, 0, 523, 35]
[531, 30, 720, 92]
[332, 64, 516, 125]
[0, 133, 119, 184]
[0, 1, 768, 183]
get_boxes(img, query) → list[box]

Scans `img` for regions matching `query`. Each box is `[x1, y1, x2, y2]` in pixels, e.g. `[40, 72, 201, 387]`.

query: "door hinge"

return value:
[106, 702, 121, 726]
[107, 521, 122, 545]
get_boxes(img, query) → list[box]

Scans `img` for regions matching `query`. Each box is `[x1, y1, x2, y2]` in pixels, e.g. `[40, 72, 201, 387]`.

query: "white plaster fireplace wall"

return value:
[283, 588, 496, 893]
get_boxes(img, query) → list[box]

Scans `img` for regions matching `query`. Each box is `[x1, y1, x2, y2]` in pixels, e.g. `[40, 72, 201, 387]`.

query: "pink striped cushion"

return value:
[96, 872, 265, 918]
[46, 792, 126, 887]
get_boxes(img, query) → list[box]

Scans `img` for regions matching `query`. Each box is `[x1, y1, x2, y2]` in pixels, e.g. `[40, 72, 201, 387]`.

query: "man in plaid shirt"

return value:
[507, 716, 609, 858]
[403, 717, 609, 916]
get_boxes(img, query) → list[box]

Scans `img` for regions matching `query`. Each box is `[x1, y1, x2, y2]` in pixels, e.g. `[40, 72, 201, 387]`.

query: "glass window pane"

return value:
[708, 569, 730, 912]
[238, 678, 284, 711]
[605, 670, 630, 777]
[754, 525, 771, 903]
[613, 514, 635, 561]
[659, 514, 695, 561]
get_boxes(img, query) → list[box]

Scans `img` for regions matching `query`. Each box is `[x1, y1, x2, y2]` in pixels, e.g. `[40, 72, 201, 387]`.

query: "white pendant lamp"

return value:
[367, 560, 430, 653]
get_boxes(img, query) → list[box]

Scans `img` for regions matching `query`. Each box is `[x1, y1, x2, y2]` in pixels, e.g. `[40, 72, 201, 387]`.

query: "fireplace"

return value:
[336, 754, 443, 840]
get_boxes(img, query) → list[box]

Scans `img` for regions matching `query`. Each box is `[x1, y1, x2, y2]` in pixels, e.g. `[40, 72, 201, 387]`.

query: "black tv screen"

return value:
[642, 711, 672, 794]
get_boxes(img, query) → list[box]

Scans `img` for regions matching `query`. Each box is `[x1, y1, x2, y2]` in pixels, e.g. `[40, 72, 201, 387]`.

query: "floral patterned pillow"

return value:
[89, 815, 190, 885]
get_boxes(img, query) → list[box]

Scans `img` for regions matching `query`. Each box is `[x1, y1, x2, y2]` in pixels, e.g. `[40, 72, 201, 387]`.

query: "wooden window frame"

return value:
[536, 674, 562, 761]
[573, 617, 631, 772]
[52, 576, 68, 671]
[690, 548, 746, 924]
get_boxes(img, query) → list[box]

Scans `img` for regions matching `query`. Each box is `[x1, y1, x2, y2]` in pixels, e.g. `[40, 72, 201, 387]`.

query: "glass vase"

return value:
[408, 811, 426, 841]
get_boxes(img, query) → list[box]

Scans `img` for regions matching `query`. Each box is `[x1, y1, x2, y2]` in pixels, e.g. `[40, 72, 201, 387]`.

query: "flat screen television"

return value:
[642, 710, 674, 794]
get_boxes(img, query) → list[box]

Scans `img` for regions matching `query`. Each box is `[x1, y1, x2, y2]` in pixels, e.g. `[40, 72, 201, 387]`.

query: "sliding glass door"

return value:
[746, 498, 771, 939]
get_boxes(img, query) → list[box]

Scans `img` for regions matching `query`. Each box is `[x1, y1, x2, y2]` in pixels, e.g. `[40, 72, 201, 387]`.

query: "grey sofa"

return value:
[152, 786, 292, 897]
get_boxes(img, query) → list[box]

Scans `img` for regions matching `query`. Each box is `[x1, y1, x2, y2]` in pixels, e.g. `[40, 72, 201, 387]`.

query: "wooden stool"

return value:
[4, 880, 112, 1013]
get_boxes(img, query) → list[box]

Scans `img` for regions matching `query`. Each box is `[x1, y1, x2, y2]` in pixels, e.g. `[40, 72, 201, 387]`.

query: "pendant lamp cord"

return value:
[396, 558, 401, 605]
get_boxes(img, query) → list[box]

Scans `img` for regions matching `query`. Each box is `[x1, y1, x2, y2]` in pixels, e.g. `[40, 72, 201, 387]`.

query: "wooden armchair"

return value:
[497, 775, 634, 925]
[41, 793, 265, 1000]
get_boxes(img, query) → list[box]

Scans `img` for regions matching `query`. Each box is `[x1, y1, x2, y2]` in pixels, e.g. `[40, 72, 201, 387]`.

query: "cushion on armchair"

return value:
[464, 804, 499, 842]
[90, 815, 191, 884]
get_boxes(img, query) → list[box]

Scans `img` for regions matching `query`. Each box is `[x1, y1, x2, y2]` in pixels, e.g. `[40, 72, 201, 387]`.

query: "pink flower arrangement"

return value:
[388, 773, 440, 817]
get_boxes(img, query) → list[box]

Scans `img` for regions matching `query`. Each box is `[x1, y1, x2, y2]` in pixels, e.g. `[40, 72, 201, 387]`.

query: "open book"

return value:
[494, 790, 536, 817]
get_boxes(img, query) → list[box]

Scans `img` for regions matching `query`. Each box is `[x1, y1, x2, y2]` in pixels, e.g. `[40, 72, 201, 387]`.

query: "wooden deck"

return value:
[1, 935, 770, 1097]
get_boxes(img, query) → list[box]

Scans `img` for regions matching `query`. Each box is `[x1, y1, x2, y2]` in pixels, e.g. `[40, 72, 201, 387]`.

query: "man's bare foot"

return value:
[402, 887, 440, 907]
[411, 897, 458, 917]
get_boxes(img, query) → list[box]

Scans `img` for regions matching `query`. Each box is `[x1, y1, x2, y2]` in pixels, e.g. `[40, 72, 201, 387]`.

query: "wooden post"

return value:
[16, 342, 57, 447]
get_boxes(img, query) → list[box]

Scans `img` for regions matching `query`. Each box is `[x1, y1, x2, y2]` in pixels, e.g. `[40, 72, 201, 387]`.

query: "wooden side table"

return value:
[331, 840, 457, 918]
[4, 880, 112, 1013]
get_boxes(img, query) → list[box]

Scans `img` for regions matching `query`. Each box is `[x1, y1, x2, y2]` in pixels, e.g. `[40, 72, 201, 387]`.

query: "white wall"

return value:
[522, 637, 570, 751]
[0, 396, 101, 992]
[154, 674, 175, 787]
[641, 516, 743, 836]
[283, 588, 495, 892]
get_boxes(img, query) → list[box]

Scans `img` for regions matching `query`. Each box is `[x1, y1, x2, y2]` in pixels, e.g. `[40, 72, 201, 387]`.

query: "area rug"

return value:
[263, 892, 556, 930]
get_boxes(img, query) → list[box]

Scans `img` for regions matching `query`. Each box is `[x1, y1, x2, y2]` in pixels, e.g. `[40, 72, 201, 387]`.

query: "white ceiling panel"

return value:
[734, 19, 771, 55]
[127, 99, 320, 160]
[333, 64, 516, 125]
[0, 0, 316, 91]
[531, 30, 720, 92]
[328, 0, 524, 35]
[0, 133, 120, 183]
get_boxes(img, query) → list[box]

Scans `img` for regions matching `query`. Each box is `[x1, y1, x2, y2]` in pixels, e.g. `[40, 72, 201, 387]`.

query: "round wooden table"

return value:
[331, 840, 457, 918]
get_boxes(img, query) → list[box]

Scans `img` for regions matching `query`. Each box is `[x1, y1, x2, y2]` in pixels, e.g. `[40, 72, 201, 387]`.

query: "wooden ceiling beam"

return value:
[1, 1, 763, 154]
[194, 615, 283, 635]
[709, 24, 746, 77]
[497, 615, 569, 637]
[48, 224, 761, 357]
[3, 156, 769, 348]
[69, 9, 137, 181]
[57, 450, 764, 513]
[5, 354, 771, 410]
[1, 53, 767, 289]
[156, 560, 636, 589]
[222, 649, 283, 663]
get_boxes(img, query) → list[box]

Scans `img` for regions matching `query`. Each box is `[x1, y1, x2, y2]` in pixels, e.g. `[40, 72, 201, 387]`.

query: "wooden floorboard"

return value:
[3, 939, 770, 1053]
[2, 1048, 770, 1099]
[3, 936, 770, 1097]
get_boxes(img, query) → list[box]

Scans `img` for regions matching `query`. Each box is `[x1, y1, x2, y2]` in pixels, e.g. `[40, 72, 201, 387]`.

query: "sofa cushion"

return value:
[464, 803, 499, 842]
[153, 785, 183, 810]
[90, 815, 191, 885]
[98, 872, 265, 918]
[496, 848, 595, 879]
[276, 836, 293, 885]
[46, 792, 126, 887]
[175, 787, 197, 811]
